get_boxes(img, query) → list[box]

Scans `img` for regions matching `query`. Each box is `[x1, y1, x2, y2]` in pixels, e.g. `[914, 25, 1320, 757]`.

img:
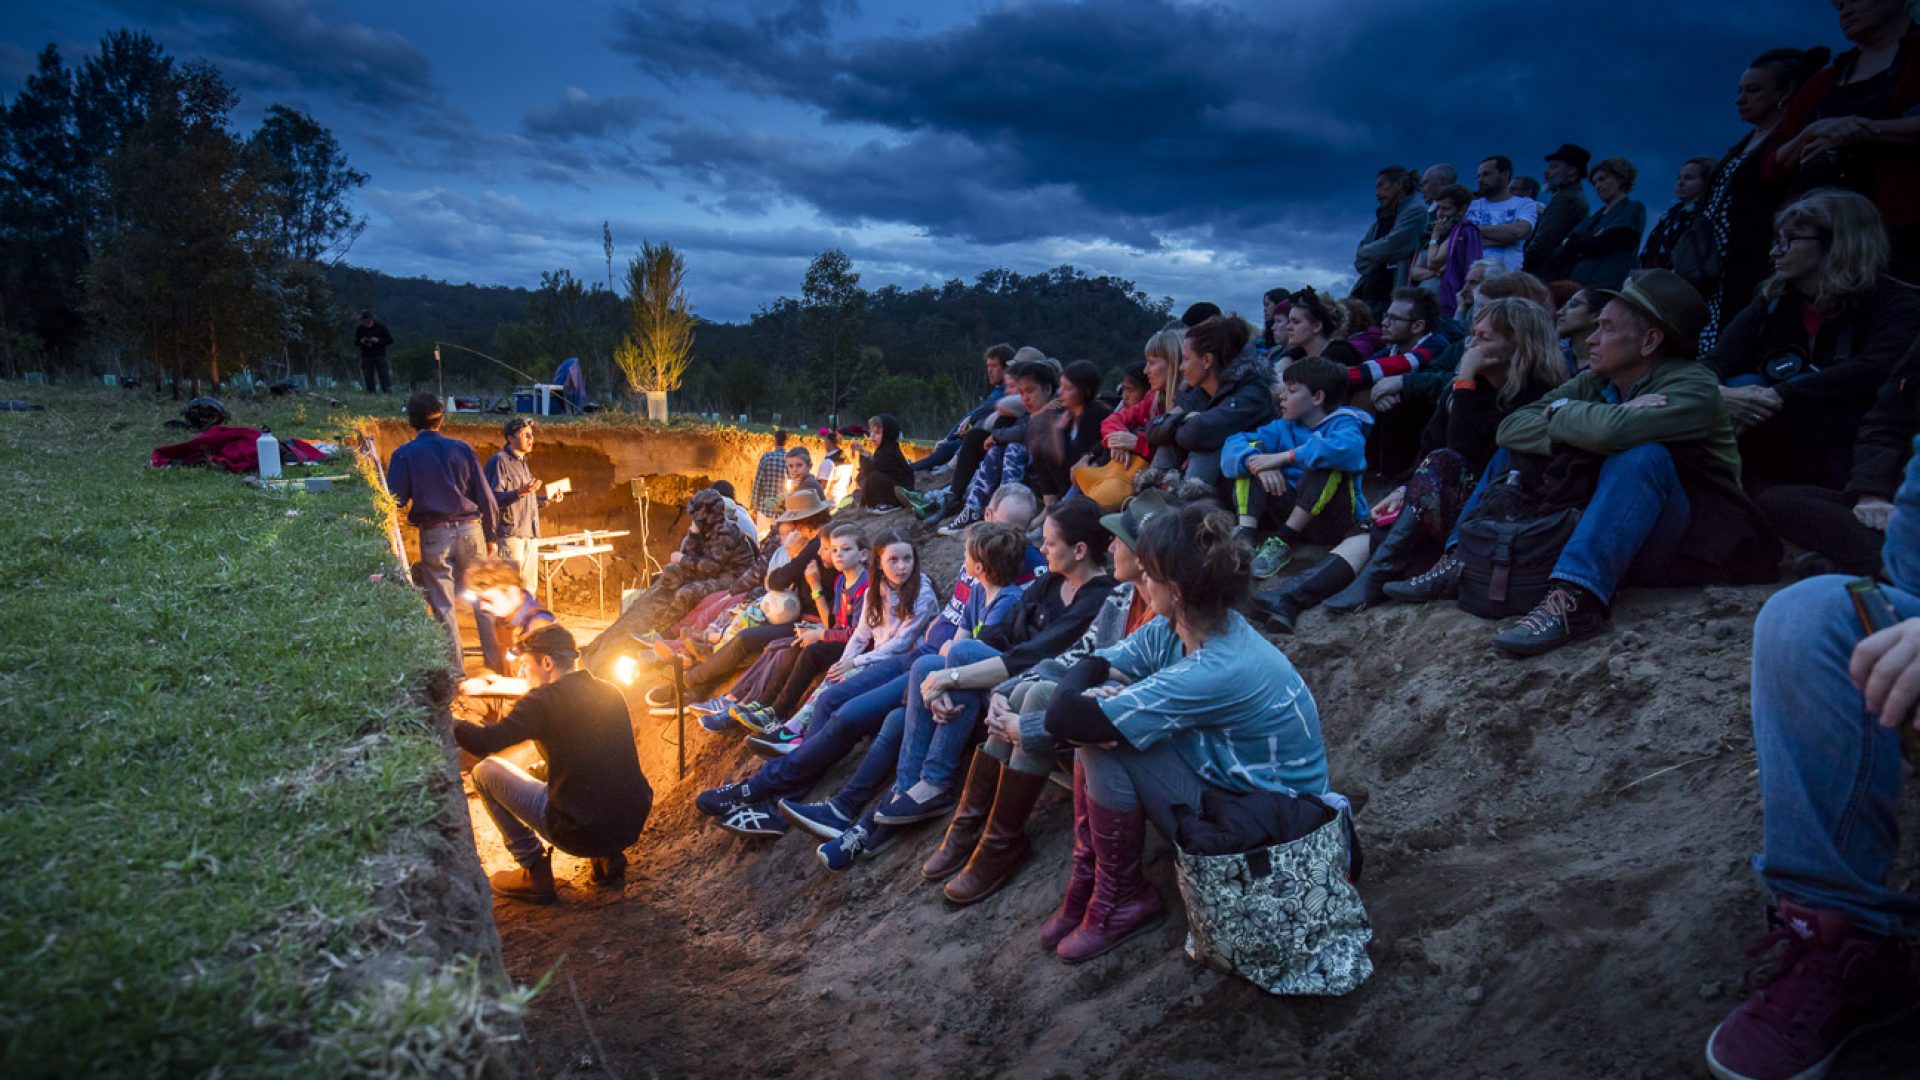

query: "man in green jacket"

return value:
[1386, 269, 1777, 655]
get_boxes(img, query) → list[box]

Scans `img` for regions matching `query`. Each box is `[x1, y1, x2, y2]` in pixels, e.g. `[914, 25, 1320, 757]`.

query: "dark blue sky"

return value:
[1, 1, 1840, 322]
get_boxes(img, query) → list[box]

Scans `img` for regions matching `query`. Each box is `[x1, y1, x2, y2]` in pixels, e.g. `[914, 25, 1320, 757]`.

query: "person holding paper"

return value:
[486, 416, 565, 592]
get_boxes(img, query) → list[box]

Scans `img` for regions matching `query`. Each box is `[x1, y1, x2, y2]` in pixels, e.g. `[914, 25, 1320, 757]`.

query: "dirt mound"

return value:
[480, 505, 1920, 1079]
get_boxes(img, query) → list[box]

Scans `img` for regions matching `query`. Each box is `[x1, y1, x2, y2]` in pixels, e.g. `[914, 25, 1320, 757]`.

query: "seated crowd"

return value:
[398, 8, 1920, 1076]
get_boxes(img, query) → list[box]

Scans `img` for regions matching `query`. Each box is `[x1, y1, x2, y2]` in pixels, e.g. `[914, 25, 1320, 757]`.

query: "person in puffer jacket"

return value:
[1142, 315, 1277, 484]
[1222, 356, 1374, 580]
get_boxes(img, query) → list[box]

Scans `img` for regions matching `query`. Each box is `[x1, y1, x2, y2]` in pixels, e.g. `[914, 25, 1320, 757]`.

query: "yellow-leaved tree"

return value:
[617, 240, 697, 418]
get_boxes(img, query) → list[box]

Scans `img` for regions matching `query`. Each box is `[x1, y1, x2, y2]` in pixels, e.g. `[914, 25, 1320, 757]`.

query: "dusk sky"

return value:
[0, 1, 1842, 323]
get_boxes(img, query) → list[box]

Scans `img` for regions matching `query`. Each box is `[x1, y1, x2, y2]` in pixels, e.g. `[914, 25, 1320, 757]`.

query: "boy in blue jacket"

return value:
[1222, 356, 1373, 579]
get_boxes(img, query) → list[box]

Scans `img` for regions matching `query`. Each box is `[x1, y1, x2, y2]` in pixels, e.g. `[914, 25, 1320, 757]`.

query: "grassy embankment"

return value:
[0, 386, 527, 1076]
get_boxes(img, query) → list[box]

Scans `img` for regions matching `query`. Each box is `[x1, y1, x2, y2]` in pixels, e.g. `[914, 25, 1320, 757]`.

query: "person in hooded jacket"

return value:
[1141, 314, 1277, 485]
[1223, 357, 1374, 581]
[856, 413, 917, 510]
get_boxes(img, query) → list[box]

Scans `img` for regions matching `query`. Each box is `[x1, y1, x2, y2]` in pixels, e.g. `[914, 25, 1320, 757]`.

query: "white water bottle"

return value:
[257, 426, 282, 479]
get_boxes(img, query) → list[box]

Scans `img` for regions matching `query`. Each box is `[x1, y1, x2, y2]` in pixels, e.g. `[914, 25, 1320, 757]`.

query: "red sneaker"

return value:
[1705, 899, 1918, 1080]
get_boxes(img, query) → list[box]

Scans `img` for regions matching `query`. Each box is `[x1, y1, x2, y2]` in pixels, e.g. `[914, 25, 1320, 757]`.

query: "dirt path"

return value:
[473, 548, 1920, 1078]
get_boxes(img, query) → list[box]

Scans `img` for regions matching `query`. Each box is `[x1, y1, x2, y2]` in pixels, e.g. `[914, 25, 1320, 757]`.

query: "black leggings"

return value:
[1756, 485, 1884, 576]
[768, 641, 848, 717]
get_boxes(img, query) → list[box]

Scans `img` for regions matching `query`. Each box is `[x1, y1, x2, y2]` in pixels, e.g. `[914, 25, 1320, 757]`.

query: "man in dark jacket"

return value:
[355, 310, 394, 394]
[1524, 144, 1591, 276]
[388, 393, 500, 661]
[457, 625, 652, 902]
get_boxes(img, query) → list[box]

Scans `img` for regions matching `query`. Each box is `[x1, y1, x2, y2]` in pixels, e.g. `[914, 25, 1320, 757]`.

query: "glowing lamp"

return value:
[612, 654, 641, 686]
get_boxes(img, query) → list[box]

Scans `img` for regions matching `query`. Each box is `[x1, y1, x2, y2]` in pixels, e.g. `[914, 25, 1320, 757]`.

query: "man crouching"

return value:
[454, 624, 653, 903]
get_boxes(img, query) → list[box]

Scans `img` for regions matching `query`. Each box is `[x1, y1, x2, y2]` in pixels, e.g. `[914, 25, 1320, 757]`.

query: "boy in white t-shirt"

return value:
[1465, 155, 1539, 271]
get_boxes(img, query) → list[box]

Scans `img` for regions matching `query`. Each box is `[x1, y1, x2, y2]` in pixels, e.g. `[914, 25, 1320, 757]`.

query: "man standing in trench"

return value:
[388, 392, 499, 662]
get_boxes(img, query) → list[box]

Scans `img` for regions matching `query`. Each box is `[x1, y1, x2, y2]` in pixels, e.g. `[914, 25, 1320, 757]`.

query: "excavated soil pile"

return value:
[474, 503, 1920, 1079]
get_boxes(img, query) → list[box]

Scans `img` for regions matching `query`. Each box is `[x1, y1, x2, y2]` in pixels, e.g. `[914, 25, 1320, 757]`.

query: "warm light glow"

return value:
[613, 654, 640, 686]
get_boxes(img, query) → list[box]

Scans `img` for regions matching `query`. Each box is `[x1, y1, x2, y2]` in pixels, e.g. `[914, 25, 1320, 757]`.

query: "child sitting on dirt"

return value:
[1221, 356, 1373, 579]
[775, 521, 1032, 864]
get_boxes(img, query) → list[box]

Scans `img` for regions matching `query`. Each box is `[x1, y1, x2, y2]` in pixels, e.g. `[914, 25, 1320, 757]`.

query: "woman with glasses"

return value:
[1704, 188, 1920, 494]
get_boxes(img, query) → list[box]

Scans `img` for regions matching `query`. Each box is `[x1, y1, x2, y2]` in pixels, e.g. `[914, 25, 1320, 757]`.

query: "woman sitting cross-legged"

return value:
[1033, 500, 1331, 963]
[791, 501, 1119, 869]
[695, 529, 936, 835]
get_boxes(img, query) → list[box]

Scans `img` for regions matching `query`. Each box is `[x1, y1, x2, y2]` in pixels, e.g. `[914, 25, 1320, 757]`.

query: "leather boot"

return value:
[1039, 763, 1096, 951]
[1056, 800, 1165, 964]
[944, 767, 1049, 904]
[921, 748, 1003, 881]
[1325, 510, 1422, 614]
[490, 848, 557, 904]
[1250, 554, 1355, 635]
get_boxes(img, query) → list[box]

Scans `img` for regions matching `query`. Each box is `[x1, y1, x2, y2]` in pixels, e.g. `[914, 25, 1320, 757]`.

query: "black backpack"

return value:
[1453, 466, 1583, 619]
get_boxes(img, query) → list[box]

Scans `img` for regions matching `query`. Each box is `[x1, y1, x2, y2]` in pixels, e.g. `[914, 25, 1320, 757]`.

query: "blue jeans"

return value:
[898, 639, 998, 791]
[1449, 445, 1691, 602]
[418, 520, 488, 661]
[912, 435, 963, 472]
[472, 757, 550, 866]
[831, 705, 911, 814]
[752, 658, 912, 797]
[1751, 575, 1920, 937]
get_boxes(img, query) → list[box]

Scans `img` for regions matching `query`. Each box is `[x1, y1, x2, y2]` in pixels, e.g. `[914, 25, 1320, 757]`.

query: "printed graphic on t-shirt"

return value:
[1466, 195, 1540, 271]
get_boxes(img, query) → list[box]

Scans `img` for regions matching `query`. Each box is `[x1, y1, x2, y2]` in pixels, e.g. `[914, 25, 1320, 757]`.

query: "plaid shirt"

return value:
[751, 449, 788, 516]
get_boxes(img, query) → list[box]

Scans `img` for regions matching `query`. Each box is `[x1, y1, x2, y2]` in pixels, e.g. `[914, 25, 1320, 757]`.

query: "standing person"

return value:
[1553, 157, 1649, 290]
[1702, 451, 1920, 1080]
[1525, 144, 1591, 276]
[1353, 166, 1427, 310]
[355, 311, 394, 394]
[387, 393, 499, 662]
[455, 625, 653, 902]
[485, 416, 559, 594]
[1641, 156, 1719, 271]
[1466, 155, 1540, 272]
[751, 430, 791, 526]
[1698, 47, 1833, 351]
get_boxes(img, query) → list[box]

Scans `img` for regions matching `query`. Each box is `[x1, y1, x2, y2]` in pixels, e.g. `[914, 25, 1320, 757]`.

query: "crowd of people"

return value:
[380, 6, 1920, 1076]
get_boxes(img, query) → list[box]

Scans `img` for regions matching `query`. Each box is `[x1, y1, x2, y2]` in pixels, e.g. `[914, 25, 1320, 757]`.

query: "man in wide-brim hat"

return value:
[1386, 268, 1779, 656]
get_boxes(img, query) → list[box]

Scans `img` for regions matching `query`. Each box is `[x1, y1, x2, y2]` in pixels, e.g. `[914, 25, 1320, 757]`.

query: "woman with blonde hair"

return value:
[1315, 297, 1567, 619]
[1099, 328, 1183, 463]
[1706, 187, 1920, 492]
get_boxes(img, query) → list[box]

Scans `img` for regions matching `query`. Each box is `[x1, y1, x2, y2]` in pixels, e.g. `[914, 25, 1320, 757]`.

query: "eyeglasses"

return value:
[1770, 232, 1822, 253]
[1381, 313, 1416, 325]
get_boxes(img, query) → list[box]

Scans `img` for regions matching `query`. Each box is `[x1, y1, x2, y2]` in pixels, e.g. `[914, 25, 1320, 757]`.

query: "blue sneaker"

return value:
[690, 695, 735, 715]
[872, 787, 957, 826]
[717, 799, 787, 838]
[779, 798, 854, 840]
[817, 819, 897, 872]
[746, 727, 805, 759]
[698, 708, 736, 733]
[694, 782, 749, 818]
[731, 702, 780, 735]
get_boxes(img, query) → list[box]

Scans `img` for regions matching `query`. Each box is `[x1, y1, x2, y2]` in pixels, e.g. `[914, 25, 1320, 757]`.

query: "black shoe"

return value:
[1252, 554, 1355, 634]
[1493, 584, 1609, 657]
[589, 852, 627, 885]
[1382, 553, 1463, 604]
[1326, 510, 1421, 614]
[1249, 591, 1301, 634]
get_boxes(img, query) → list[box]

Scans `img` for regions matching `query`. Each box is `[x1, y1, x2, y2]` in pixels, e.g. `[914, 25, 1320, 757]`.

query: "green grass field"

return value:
[0, 386, 525, 1076]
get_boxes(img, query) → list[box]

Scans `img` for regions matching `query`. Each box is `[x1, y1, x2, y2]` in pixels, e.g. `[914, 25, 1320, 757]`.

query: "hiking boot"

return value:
[1040, 765, 1096, 951]
[1382, 553, 1463, 604]
[1250, 537, 1292, 579]
[1251, 554, 1356, 635]
[1326, 510, 1420, 614]
[730, 701, 780, 735]
[1056, 799, 1165, 964]
[1493, 583, 1608, 658]
[873, 787, 957, 826]
[779, 797, 855, 840]
[1705, 899, 1920, 1080]
[588, 851, 627, 886]
[746, 727, 804, 758]
[717, 799, 787, 838]
[922, 749, 1003, 881]
[490, 850, 557, 904]
[945, 767, 1048, 905]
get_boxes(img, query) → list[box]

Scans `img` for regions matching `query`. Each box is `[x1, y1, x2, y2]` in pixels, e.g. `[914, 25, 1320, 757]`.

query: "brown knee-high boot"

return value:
[944, 767, 1048, 905]
[1039, 761, 1096, 950]
[921, 747, 1002, 881]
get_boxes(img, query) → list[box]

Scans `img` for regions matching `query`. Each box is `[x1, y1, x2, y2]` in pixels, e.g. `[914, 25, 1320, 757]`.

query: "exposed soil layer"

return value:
[465, 499, 1920, 1079]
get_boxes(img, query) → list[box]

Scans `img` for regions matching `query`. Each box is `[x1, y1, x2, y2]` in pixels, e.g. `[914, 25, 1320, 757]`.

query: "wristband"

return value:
[1453, 377, 1477, 392]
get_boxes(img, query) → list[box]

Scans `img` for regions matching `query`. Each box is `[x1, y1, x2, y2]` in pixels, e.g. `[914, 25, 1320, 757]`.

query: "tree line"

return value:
[1, 31, 367, 393]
